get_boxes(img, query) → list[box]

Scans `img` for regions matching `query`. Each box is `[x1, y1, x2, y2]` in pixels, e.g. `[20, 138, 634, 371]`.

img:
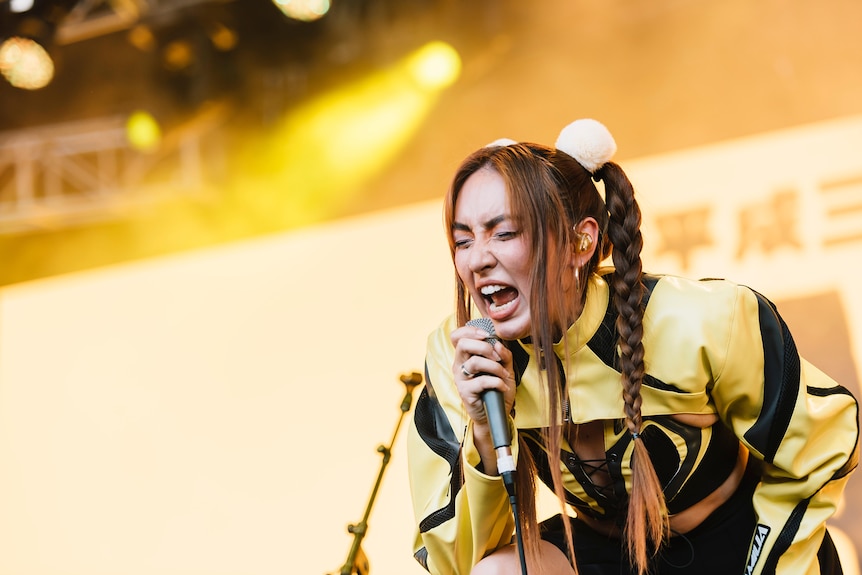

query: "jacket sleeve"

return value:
[407, 315, 516, 575]
[711, 285, 859, 575]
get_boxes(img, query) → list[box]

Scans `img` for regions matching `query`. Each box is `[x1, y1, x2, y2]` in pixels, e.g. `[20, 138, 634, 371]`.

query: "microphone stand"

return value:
[332, 371, 423, 575]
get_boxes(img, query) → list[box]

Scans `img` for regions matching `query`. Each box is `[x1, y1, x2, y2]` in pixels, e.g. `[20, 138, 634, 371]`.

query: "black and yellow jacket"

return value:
[407, 271, 859, 575]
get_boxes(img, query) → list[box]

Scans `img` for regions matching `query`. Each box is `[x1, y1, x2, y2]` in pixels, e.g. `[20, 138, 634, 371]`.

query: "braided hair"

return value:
[602, 161, 669, 572]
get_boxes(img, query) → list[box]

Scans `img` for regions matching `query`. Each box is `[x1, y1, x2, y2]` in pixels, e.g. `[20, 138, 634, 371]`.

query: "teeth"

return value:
[489, 299, 515, 312]
[480, 285, 505, 295]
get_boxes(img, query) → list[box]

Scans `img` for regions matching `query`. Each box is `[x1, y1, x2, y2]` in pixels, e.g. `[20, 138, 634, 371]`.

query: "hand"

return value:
[450, 323, 516, 432]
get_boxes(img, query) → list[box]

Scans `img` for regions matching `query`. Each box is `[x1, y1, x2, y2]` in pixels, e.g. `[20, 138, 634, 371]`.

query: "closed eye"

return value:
[453, 237, 473, 249]
[494, 230, 519, 240]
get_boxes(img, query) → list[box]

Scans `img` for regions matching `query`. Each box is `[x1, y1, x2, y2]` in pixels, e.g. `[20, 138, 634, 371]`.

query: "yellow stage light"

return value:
[405, 41, 462, 91]
[0, 36, 54, 89]
[126, 110, 162, 152]
[238, 40, 462, 228]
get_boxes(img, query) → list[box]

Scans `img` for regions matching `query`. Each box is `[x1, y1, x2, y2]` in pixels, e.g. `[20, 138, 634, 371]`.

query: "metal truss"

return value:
[0, 101, 230, 234]
[54, 0, 230, 44]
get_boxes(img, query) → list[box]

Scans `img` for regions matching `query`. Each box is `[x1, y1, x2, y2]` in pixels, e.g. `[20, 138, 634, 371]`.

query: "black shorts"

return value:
[539, 467, 843, 575]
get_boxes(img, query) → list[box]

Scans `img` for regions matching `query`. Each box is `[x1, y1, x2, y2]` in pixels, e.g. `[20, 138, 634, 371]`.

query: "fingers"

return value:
[454, 368, 508, 426]
[459, 354, 508, 383]
[451, 323, 516, 425]
[451, 324, 512, 369]
[452, 326, 502, 361]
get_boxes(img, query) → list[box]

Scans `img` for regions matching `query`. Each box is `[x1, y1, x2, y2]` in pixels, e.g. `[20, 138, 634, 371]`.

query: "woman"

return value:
[407, 119, 859, 575]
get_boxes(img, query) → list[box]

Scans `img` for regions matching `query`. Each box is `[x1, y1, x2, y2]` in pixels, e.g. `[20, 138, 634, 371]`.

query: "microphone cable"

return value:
[502, 469, 528, 575]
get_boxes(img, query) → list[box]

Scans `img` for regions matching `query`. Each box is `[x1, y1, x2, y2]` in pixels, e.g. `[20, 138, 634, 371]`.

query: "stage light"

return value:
[207, 22, 238, 52]
[126, 110, 162, 152]
[238, 40, 462, 227]
[272, 0, 330, 22]
[162, 39, 195, 71]
[9, 0, 35, 13]
[405, 41, 461, 91]
[127, 24, 156, 52]
[0, 36, 54, 89]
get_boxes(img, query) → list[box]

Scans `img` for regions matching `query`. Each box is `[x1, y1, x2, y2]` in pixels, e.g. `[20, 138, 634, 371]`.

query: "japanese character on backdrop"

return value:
[736, 189, 801, 259]
[654, 206, 712, 271]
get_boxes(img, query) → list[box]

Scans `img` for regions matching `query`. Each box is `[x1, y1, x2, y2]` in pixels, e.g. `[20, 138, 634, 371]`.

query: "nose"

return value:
[468, 238, 496, 273]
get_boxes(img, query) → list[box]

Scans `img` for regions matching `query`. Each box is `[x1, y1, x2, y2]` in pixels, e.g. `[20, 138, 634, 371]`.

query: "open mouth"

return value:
[480, 284, 519, 313]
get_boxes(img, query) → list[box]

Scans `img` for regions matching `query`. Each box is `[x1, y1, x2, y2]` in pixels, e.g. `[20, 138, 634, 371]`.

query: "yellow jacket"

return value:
[407, 272, 858, 575]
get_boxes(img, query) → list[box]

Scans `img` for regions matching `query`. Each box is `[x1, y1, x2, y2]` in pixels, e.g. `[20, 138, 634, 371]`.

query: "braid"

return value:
[603, 162, 669, 575]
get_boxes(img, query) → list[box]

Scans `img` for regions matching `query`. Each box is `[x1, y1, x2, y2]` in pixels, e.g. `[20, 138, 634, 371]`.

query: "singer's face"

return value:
[452, 167, 533, 340]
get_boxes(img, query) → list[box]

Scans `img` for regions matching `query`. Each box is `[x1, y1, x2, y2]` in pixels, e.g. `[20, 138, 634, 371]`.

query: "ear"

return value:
[573, 217, 599, 267]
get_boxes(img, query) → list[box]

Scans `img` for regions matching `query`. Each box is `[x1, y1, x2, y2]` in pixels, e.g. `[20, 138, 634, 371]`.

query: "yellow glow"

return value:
[162, 40, 193, 71]
[0, 36, 54, 89]
[127, 25, 155, 52]
[405, 41, 462, 91]
[239, 40, 462, 227]
[126, 110, 162, 152]
[273, 0, 330, 22]
[208, 22, 238, 51]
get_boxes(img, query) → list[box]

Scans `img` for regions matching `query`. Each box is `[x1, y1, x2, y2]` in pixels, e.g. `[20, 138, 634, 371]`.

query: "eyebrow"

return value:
[452, 214, 510, 232]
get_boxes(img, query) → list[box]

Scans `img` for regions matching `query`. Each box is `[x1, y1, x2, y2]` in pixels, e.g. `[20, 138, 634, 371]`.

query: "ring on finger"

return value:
[461, 363, 474, 378]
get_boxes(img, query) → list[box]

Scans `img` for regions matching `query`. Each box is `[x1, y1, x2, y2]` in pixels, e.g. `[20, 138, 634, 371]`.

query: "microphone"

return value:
[466, 318, 527, 575]
[466, 318, 516, 477]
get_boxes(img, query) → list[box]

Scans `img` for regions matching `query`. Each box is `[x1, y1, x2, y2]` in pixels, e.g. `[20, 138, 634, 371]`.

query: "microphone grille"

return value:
[466, 317, 498, 345]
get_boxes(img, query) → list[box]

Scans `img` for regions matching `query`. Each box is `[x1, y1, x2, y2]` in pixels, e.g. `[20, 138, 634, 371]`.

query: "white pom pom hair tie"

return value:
[554, 119, 617, 174]
[481, 120, 615, 174]
[485, 138, 518, 148]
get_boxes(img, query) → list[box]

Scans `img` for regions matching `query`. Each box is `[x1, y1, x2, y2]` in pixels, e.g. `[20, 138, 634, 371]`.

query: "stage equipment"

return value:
[331, 371, 422, 575]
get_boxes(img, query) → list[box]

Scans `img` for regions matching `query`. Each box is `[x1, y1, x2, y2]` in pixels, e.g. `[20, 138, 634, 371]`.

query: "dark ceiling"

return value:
[2, 0, 862, 286]
[0, 0, 459, 129]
